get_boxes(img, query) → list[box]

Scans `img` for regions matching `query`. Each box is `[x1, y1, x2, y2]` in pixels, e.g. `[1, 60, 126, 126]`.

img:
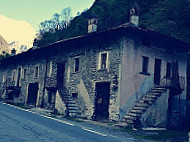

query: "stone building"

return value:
[0, 5, 190, 129]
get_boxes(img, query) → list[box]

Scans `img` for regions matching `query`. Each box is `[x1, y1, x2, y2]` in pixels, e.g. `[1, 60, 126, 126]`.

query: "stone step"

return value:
[148, 92, 161, 96]
[68, 106, 79, 110]
[150, 89, 164, 93]
[154, 85, 166, 88]
[130, 109, 143, 114]
[124, 115, 137, 121]
[65, 100, 75, 104]
[142, 97, 156, 102]
[128, 112, 141, 117]
[126, 119, 134, 124]
[154, 87, 166, 90]
[133, 106, 147, 111]
[63, 97, 73, 101]
[139, 99, 154, 105]
[69, 109, 81, 114]
[146, 94, 157, 99]
[67, 103, 77, 107]
[135, 102, 149, 107]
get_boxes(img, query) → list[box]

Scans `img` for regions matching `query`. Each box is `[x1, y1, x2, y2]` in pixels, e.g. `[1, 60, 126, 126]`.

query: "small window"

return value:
[23, 69, 27, 80]
[35, 66, 39, 78]
[99, 52, 108, 70]
[12, 70, 16, 81]
[142, 56, 149, 73]
[166, 62, 172, 78]
[72, 93, 78, 98]
[74, 58, 79, 72]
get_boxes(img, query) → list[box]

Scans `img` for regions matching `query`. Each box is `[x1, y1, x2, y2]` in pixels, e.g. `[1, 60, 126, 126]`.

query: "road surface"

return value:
[0, 102, 143, 142]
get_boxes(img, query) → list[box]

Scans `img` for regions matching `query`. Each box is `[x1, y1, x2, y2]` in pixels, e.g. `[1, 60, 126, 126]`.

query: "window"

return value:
[74, 58, 79, 72]
[142, 56, 149, 73]
[49, 62, 53, 77]
[12, 70, 16, 81]
[35, 66, 39, 78]
[23, 69, 27, 80]
[166, 62, 172, 78]
[98, 52, 108, 70]
[72, 93, 78, 98]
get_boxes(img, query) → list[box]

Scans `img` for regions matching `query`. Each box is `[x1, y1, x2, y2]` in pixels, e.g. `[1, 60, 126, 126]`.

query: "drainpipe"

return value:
[41, 57, 48, 108]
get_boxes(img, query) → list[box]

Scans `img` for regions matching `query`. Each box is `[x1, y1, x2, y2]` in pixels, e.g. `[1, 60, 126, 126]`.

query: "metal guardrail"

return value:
[160, 75, 185, 91]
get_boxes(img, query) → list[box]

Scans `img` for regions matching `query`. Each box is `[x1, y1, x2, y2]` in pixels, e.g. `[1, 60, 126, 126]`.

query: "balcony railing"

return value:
[160, 75, 185, 91]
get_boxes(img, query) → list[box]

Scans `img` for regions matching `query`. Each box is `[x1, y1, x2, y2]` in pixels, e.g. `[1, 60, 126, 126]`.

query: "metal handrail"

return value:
[135, 75, 168, 104]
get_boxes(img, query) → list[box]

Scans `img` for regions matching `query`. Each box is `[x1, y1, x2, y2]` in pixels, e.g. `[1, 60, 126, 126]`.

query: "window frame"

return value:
[166, 62, 172, 78]
[12, 70, 16, 81]
[98, 51, 109, 70]
[34, 66, 39, 78]
[74, 57, 80, 72]
[140, 56, 150, 75]
[23, 69, 27, 80]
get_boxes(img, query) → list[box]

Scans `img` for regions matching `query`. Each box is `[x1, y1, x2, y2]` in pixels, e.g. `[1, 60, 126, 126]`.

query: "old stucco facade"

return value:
[0, 25, 189, 128]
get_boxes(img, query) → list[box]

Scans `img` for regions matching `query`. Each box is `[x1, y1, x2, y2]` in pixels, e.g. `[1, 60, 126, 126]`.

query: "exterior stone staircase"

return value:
[123, 85, 167, 126]
[0, 79, 20, 100]
[58, 88, 82, 118]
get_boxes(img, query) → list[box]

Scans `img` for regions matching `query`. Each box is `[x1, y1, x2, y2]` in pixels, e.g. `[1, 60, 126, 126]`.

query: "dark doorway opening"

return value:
[27, 83, 38, 106]
[154, 58, 162, 85]
[95, 82, 110, 121]
[57, 62, 65, 88]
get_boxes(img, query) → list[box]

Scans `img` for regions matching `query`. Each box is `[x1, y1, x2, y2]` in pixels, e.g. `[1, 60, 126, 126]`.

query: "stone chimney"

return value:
[130, 2, 140, 27]
[88, 15, 98, 33]
[33, 38, 38, 49]
[11, 48, 17, 56]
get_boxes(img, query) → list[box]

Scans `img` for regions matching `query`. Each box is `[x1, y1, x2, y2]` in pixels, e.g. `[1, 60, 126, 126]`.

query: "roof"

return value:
[1, 23, 190, 65]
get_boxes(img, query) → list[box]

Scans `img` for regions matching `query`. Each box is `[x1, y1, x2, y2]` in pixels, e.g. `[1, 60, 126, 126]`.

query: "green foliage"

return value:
[0, 52, 10, 60]
[37, 0, 190, 46]
[141, 0, 190, 43]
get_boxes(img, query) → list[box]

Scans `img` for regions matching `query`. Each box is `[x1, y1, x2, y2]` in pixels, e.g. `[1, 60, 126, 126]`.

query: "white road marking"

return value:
[2, 103, 74, 126]
[42, 115, 74, 126]
[82, 128, 107, 137]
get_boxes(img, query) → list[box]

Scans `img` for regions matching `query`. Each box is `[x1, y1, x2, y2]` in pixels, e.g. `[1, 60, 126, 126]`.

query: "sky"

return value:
[0, 0, 95, 51]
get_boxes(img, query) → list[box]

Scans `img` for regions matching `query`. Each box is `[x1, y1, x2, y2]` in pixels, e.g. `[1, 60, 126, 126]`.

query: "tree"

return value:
[53, 13, 61, 30]
[60, 7, 72, 28]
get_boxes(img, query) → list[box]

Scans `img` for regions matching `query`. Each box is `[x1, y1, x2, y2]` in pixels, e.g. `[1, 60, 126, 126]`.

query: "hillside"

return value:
[0, 35, 9, 54]
[37, 0, 190, 46]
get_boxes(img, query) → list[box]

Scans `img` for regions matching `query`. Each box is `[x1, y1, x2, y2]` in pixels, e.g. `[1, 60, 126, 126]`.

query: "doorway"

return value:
[57, 62, 65, 88]
[154, 58, 162, 85]
[95, 82, 110, 121]
[17, 67, 21, 87]
[27, 83, 38, 106]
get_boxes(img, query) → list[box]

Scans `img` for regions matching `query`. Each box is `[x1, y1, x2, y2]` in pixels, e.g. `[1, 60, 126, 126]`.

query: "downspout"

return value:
[41, 57, 48, 108]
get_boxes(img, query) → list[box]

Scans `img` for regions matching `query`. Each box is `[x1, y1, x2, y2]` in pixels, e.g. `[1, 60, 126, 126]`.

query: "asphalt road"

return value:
[0, 103, 141, 142]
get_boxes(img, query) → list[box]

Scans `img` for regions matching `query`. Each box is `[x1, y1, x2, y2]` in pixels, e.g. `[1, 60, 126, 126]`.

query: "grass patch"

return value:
[66, 117, 83, 122]
[121, 128, 188, 142]
[5, 101, 31, 109]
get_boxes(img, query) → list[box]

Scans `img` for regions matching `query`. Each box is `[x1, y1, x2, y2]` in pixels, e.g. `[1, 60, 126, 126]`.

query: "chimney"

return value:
[88, 14, 98, 33]
[130, 2, 140, 27]
[11, 48, 17, 56]
[33, 38, 38, 49]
